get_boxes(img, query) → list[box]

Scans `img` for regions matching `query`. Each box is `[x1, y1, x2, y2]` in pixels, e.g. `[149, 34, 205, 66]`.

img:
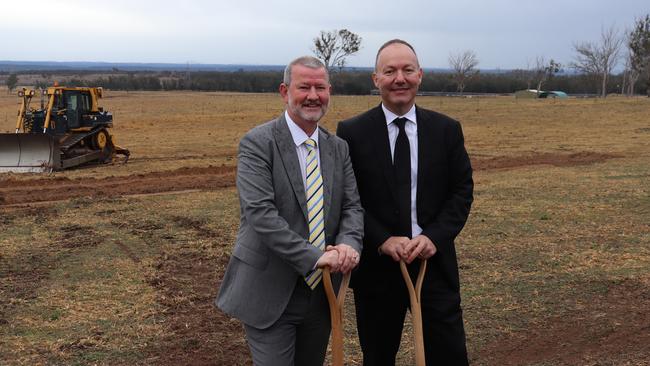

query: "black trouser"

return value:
[353, 283, 469, 366]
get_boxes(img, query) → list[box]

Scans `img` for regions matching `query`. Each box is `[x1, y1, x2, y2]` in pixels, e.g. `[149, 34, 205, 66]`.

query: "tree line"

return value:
[0, 68, 639, 96]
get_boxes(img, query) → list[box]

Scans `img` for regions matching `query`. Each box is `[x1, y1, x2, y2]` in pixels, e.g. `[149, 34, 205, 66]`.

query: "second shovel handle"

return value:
[400, 259, 427, 366]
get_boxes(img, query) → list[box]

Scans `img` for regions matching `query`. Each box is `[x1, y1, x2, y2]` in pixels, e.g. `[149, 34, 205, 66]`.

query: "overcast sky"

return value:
[1, 0, 647, 69]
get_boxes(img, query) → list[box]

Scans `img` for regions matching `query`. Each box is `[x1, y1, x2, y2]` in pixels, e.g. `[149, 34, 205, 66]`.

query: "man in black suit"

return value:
[337, 39, 473, 365]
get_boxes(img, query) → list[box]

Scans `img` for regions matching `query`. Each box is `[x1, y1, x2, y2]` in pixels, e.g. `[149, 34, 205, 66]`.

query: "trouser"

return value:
[353, 284, 469, 366]
[244, 278, 331, 366]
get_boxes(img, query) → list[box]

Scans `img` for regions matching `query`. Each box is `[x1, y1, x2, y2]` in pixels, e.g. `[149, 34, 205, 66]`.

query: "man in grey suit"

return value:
[216, 56, 364, 366]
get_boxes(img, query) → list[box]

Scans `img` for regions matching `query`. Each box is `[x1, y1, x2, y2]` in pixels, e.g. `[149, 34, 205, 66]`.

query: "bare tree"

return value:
[572, 25, 623, 97]
[448, 50, 479, 93]
[628, 14, 650, 96]
[312, 29, 362, 72]
[531, 56, 561, 94]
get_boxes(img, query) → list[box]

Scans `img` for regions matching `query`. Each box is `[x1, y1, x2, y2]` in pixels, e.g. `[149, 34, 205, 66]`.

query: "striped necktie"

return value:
[304, 138, 326, 289]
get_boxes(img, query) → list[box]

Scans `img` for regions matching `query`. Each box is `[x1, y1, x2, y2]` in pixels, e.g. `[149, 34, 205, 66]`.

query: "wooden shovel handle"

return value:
[323, 268, 350, 366]
[400, 259, 427, 366]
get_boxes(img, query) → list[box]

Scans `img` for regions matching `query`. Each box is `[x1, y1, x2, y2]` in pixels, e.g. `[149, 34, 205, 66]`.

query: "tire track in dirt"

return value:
[111, 217, 250, 365]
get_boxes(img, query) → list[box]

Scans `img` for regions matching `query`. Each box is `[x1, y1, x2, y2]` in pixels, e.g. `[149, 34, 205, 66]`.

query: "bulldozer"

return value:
[0, 86, 129, 173]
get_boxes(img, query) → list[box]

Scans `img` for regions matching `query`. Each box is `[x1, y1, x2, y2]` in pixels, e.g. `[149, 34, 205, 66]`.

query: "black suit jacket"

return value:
[337, 105, 473, 297]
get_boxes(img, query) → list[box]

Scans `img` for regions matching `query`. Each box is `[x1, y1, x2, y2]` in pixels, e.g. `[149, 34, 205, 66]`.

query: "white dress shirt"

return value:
[382, 104, 422, 237]
[285, 111, 321, 189]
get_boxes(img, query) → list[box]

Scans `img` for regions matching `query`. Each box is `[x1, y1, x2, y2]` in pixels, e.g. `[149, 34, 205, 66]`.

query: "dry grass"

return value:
[1, 89, 649, 365]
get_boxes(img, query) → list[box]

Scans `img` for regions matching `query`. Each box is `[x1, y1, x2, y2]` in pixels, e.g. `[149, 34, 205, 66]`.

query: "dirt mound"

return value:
[476, 278, 650, 365]
[0, 165, 236, 206]
[472, 151, 619, 171]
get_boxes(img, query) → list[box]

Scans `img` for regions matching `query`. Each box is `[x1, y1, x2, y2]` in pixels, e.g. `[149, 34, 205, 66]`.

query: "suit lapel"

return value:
[368, 105, 399, 203]
[273, 115, 308, 221]
[318, 127, 334, 225]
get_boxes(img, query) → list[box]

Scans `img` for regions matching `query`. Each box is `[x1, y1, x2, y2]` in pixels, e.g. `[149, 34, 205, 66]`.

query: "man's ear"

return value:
[279, 83, 289, 102]
[372, 72, 379, 88]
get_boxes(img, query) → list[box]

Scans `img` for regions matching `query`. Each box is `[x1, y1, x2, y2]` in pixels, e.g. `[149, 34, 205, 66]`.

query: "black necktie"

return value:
[393, 117, 412, 238]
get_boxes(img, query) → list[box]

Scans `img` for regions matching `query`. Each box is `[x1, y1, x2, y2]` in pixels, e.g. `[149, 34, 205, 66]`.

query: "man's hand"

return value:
[316, 250, 340, 272]
[326, 244, 360, 274]
[379, 236, 410, 262]
[404, 235, 437, 263]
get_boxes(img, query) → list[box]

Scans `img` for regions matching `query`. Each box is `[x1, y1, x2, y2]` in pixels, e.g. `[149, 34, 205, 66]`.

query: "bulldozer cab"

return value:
[61, 90, 89, 130]
[44, 88, 102, 133]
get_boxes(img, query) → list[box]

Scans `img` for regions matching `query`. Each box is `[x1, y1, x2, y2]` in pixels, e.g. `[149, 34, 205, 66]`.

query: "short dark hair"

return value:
[283, 56, 329, 85]
[374, 39, 419, 70]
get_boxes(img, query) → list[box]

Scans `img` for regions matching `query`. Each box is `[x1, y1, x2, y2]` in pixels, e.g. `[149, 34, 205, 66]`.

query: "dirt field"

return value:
[1, 90, 649, 365]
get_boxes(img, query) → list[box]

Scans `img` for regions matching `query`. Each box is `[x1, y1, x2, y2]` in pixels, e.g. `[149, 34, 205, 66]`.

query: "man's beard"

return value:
[289, 100, 328, 123]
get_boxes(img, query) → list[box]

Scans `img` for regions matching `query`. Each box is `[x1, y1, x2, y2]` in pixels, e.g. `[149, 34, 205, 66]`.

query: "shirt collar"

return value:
[285, 110, 319, 147]
[382, 104, 417, 126]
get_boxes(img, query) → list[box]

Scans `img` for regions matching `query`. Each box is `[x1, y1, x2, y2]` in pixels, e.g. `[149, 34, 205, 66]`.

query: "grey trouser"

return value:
[244, 278, 331, 366]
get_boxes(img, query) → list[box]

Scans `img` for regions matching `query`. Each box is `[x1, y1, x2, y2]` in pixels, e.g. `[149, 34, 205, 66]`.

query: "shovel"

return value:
[400, 259, 427, 366]
[322, 268, 351, 366]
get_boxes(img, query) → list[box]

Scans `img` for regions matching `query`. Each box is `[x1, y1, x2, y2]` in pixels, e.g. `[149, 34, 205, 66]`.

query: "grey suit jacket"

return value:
[216, 114, 364, 329]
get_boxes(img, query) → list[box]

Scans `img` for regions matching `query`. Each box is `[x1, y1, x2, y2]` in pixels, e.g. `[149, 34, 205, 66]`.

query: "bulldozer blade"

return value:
[0, 134, 60, 173]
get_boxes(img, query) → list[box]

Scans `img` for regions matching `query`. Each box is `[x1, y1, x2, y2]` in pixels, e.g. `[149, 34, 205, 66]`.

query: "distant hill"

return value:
[0, 61, 288, 72]
[0, 60, 509, 74]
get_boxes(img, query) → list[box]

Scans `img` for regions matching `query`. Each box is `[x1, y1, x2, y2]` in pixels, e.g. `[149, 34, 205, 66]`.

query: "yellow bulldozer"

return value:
[0, 86, 129, 173]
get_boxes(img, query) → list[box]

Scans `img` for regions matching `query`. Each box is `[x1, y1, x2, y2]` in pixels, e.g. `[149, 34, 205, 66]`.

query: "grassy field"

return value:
[1, 89, 649, 365]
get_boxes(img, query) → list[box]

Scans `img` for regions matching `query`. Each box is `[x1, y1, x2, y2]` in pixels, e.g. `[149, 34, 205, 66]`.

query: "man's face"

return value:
[373, 43, 423, 115]
[280, 65, 331, 127]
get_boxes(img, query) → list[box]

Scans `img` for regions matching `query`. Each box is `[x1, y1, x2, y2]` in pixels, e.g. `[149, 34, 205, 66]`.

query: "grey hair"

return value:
[374, 39, 420, 71]
[283, 56, 329, 85]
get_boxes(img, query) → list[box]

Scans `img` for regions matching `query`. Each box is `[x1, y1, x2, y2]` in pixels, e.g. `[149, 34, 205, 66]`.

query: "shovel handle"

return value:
[400, 259, 427, 366]
[323, 268, 350, 366]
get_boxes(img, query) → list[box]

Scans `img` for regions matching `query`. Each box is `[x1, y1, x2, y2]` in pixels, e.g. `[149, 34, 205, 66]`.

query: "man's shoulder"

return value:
[416, 106, 459, 126]
[338, 105, 384, 138]
[242, 117, 281, 141]
[319, 126, 349, 150]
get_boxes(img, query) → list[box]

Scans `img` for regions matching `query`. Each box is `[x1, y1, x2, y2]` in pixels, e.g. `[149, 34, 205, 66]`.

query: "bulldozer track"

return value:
[128, 152, 237, 162]
[0, 166, 236, 206]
